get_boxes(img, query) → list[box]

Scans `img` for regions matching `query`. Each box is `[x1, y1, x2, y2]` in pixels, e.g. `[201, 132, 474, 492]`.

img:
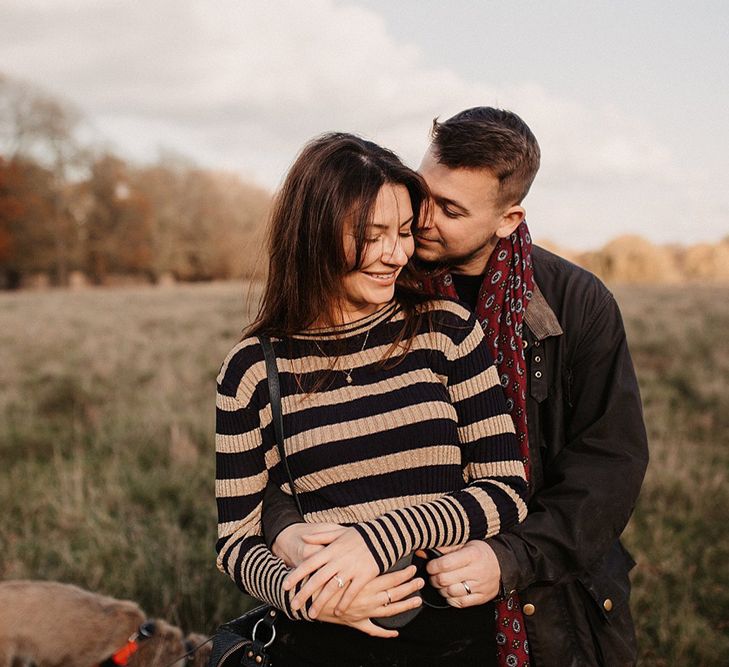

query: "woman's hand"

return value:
[283, 527, 380, 619]
[272, 522, 346, 568]
[315, 564, 425, 638]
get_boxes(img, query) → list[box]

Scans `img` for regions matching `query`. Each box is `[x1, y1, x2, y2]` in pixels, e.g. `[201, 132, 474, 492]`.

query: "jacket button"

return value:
[534, 371, 542, 379]
[522, 603, 536, 616]
[534, 355, 541, 363]
[603, 598, 613, 612]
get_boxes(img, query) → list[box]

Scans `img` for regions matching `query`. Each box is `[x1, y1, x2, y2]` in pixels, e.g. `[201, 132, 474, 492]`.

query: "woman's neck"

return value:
[307, 300, 395, 331]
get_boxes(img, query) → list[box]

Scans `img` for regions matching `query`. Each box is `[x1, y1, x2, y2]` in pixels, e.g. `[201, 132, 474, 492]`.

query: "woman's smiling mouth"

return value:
[363, 270, 397, 283]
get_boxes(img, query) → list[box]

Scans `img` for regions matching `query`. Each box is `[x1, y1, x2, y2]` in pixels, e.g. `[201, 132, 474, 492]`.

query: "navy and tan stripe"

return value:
[215, 298, 527, 618]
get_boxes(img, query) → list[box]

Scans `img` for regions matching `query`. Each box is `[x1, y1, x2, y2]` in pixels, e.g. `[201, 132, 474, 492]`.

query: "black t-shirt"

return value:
[451, 272, 484, 311]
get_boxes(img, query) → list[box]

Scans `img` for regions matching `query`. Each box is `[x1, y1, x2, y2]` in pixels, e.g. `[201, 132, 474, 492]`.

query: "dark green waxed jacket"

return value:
[261, 245, 649, 667]
[483, 246, 648, 666]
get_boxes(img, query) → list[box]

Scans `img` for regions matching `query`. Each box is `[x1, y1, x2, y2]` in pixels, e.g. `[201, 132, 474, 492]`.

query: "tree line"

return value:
[0, 73, 270, 289]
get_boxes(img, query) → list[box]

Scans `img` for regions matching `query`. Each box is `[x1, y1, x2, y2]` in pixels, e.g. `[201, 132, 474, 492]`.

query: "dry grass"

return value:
[1, 282, 727, 664]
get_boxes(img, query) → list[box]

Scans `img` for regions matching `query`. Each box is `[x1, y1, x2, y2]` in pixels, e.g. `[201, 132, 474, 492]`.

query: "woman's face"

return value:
[339, 183, 415, 323]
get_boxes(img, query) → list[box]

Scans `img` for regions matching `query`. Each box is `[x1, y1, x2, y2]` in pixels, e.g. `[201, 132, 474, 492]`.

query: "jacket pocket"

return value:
[575, 541, 638, 666]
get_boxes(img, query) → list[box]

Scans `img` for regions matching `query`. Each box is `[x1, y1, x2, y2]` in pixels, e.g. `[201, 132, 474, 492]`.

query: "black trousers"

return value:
[269, 603, 496, 666]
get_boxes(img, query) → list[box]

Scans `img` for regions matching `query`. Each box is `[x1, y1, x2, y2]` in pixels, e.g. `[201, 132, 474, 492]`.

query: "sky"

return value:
[1, 0, 727, 248]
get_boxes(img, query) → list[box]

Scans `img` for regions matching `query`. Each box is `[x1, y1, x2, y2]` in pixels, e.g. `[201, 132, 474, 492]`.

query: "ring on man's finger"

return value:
[462, 581, 472, 595]
[334, 575, 345, 589]
[384, 589, 392, 606]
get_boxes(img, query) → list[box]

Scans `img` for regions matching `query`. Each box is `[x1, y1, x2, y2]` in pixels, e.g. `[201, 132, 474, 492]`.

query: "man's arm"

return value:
[262, 481, 305, 550]
[487, 292, 649, 593]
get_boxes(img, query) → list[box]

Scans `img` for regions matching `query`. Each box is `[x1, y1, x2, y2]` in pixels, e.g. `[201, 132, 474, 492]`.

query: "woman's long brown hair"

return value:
[246, 132, 431, 357]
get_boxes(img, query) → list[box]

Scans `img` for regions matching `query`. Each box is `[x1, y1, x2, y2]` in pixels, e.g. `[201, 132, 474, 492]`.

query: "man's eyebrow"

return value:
[434, 195, 470, 215]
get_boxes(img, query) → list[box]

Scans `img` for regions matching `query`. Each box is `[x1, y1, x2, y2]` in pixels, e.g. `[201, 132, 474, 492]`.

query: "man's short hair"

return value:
[430, 107, 541, 207]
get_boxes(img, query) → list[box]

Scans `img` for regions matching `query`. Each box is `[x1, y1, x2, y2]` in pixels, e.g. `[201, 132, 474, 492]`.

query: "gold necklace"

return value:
[315, 327, 371, 384]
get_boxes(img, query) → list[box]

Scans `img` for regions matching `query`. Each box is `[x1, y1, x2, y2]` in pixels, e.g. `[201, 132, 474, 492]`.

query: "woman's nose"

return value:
[382, 236, 409, 265]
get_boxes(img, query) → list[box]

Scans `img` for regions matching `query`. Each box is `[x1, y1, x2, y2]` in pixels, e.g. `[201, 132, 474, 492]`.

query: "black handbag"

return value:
[209, 335, 302, 667]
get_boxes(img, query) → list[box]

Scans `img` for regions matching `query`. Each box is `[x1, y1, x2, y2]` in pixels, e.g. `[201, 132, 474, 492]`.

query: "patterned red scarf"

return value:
[423, 220, 534, 667]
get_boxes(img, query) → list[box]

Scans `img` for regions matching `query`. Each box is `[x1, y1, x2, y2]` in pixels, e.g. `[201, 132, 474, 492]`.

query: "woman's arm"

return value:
[215, 342, 322, 622]
[286, 308, 528, 615]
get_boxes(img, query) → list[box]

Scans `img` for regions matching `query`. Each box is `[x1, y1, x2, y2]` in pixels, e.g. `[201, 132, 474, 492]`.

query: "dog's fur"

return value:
[183, 633, 212, 667]
[0, 580, 204, 667]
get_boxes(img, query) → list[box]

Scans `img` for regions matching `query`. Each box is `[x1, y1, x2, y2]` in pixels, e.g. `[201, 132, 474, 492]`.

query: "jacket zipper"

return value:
[218, 639, 251, 665]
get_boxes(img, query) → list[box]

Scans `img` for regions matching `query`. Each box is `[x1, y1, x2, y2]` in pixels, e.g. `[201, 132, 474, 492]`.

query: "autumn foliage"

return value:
[0, 73, 270, 288]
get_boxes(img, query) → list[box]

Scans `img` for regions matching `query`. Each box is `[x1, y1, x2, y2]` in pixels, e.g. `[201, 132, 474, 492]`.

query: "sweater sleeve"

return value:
[215, 344, 312, 621]
[351, 309, 528, 573]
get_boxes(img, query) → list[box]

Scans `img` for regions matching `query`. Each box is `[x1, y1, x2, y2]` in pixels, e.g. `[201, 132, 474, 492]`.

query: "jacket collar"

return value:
[524, 282, 563, 340]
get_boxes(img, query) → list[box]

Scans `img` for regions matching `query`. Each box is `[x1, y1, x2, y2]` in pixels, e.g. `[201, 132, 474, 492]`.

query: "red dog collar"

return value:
[97, 620, 156, 666]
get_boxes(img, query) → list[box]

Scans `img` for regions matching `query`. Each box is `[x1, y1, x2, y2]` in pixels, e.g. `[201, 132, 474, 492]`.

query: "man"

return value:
[262, 107, 649, 666]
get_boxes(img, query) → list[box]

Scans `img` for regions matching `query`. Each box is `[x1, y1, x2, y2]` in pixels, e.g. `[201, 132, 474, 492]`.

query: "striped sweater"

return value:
[215, 299, 527, 620]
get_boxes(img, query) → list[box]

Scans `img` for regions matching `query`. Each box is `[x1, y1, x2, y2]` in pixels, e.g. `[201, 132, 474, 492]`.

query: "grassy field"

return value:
[1, 282, 727, 664]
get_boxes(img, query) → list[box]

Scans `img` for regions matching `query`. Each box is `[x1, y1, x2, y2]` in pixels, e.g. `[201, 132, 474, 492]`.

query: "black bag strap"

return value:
[260, 335, 303, 516]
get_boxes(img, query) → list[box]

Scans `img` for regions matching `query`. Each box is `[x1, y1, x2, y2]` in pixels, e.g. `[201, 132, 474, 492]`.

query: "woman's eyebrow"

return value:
[370, 215, 414, 231]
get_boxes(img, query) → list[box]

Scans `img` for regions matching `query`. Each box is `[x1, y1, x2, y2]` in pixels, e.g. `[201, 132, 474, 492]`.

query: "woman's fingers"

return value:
[374, 590, 423, 617]
[309, 576, 351, 619]
[334, 576, 368, 615]
[357, 619, 399, 639]
[375, 564, 418, 590]
[283, 551, 330, 592]
[290, 564, 339, 611]
[387, 574, 424, 603]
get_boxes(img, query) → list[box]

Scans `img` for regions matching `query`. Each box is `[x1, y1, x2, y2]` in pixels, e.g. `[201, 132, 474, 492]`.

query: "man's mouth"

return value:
[416, 235, 441, 244]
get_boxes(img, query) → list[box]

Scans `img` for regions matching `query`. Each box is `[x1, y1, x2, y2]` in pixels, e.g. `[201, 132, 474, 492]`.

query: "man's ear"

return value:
[495, 205, 526, 239]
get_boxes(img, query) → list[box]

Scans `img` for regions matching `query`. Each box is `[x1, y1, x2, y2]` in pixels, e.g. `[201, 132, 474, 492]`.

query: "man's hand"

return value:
[272, 522, 345, 567]
[425, 541, 501, 608]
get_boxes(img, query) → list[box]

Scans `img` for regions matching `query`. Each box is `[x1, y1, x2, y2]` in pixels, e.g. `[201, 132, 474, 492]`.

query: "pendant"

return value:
[346, 375, 353, 384]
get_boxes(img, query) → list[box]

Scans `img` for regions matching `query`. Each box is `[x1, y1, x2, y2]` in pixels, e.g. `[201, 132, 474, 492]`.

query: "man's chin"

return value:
[415, 246, 445, 263]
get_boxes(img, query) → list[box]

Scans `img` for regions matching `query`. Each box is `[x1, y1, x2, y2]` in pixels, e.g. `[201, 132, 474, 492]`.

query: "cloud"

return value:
[0, 0, 721, 247]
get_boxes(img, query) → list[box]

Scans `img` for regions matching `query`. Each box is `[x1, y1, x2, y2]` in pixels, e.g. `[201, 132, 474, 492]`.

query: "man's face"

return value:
[416, 146, 517, 275]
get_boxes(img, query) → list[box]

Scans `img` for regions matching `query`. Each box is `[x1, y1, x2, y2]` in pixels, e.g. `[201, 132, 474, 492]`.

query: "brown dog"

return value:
[183, 633, 212, 667]
[0, 580, 192, 667]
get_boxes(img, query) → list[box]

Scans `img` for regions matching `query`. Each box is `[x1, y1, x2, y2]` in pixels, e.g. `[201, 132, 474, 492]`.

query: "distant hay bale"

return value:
[156, 272, 177, 287]
[102, 273, 153, 287]
[679, 241, 729, 281]
[21, 272, 52, 289]
[576, 235, 682, 284]
[69, 270, 89, 290]
[534, 239, 581, 265]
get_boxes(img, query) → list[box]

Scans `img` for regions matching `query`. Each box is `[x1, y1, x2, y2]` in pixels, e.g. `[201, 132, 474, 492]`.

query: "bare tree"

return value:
[0, 73, 87, 285]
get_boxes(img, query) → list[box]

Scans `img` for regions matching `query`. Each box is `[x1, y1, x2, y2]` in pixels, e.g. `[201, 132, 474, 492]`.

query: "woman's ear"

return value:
[495, 205, 526, 239]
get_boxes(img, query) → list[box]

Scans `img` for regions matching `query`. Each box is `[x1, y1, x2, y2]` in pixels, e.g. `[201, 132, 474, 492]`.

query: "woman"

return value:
[215, 133, 527, 666]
